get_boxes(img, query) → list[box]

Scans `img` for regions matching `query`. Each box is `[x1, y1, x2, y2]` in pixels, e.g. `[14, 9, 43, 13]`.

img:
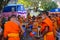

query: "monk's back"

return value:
[43, 17, 53, 31]
[4, 21, 20, 33]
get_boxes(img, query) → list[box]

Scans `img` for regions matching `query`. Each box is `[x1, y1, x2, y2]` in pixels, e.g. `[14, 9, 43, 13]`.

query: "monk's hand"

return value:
[3, 37, 8, 40]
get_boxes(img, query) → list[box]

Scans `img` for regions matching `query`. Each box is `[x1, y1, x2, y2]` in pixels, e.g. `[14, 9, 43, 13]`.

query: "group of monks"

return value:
[2, 11, 60, 40]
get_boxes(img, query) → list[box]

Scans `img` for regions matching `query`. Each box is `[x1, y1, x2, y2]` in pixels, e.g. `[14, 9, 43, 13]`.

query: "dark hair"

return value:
[17, 15, 21, 19]
[42, 11, 48, 16]
[8, 15, 16, 21]
[10, 15, 16, 17]
[48, 16, 51, 19]
[8, 17, 10, 21]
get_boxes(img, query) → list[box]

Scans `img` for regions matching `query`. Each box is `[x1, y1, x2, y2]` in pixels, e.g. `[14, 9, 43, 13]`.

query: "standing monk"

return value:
[41, 11, 55, 40]
[4, 15, 24, 40]
[18, 15, 24, 35]
[27, 13, 31, 20]
[50, 16, 58, 39]
[57, 15, 60, 28]
[18, 15, 23, 27]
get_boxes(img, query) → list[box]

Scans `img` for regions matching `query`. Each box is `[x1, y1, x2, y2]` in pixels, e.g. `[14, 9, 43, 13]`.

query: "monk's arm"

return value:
[20, 24, 24, 33]
[41, 26, 49, 37]
[16, 21, 25, 33]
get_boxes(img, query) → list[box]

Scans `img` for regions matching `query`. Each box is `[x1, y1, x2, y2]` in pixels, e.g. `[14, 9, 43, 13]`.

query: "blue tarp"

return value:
[3, 4, 26, 12]
[49, 8, 60, 12]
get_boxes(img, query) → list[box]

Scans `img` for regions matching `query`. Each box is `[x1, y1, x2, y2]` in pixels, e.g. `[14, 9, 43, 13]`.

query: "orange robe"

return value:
[4, 21, 20, 40]
[57, 17, 60, 27]
[52, 17, 58, 37]
[41, 17, 55, 40]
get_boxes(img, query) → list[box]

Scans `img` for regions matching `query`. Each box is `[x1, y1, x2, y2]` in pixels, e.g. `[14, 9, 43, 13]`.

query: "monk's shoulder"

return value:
[41, 22, 48, 27]
[5, 21, 12, 25]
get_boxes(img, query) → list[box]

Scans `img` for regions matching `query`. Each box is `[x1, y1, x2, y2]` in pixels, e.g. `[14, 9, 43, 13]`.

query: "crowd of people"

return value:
[0, 11, 60, 40]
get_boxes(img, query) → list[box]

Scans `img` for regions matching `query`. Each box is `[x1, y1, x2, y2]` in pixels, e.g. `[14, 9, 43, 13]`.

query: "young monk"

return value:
[57, 15, 60, 28]
[27, 13, 31, 20]
[33, 18, 38, 33]
[40, 11, 55, 40]
[4, 15, 24, 40]
[28, 19, 33, 29]
[18, 15, 23, 27]
[18, 15, 24, 35]
[50, 16, 58, 39]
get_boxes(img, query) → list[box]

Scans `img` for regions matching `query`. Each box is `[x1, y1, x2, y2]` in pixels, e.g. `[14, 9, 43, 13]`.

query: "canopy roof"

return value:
[49, 8, 60, 12]
[3, 4, 26, 12]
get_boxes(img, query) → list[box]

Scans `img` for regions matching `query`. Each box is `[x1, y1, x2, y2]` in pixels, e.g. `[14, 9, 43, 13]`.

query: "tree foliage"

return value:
[17, 0, 41, 7]
[40, 1, 58, 11]
[18, 0, 53, 8]
[17, 0, 32, 7]
[0, 0, 10, 11]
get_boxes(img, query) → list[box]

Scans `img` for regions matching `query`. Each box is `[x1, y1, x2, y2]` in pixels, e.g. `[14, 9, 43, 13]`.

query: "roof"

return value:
[49, 8, 60, 12]
[3, 4, 26, 12]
